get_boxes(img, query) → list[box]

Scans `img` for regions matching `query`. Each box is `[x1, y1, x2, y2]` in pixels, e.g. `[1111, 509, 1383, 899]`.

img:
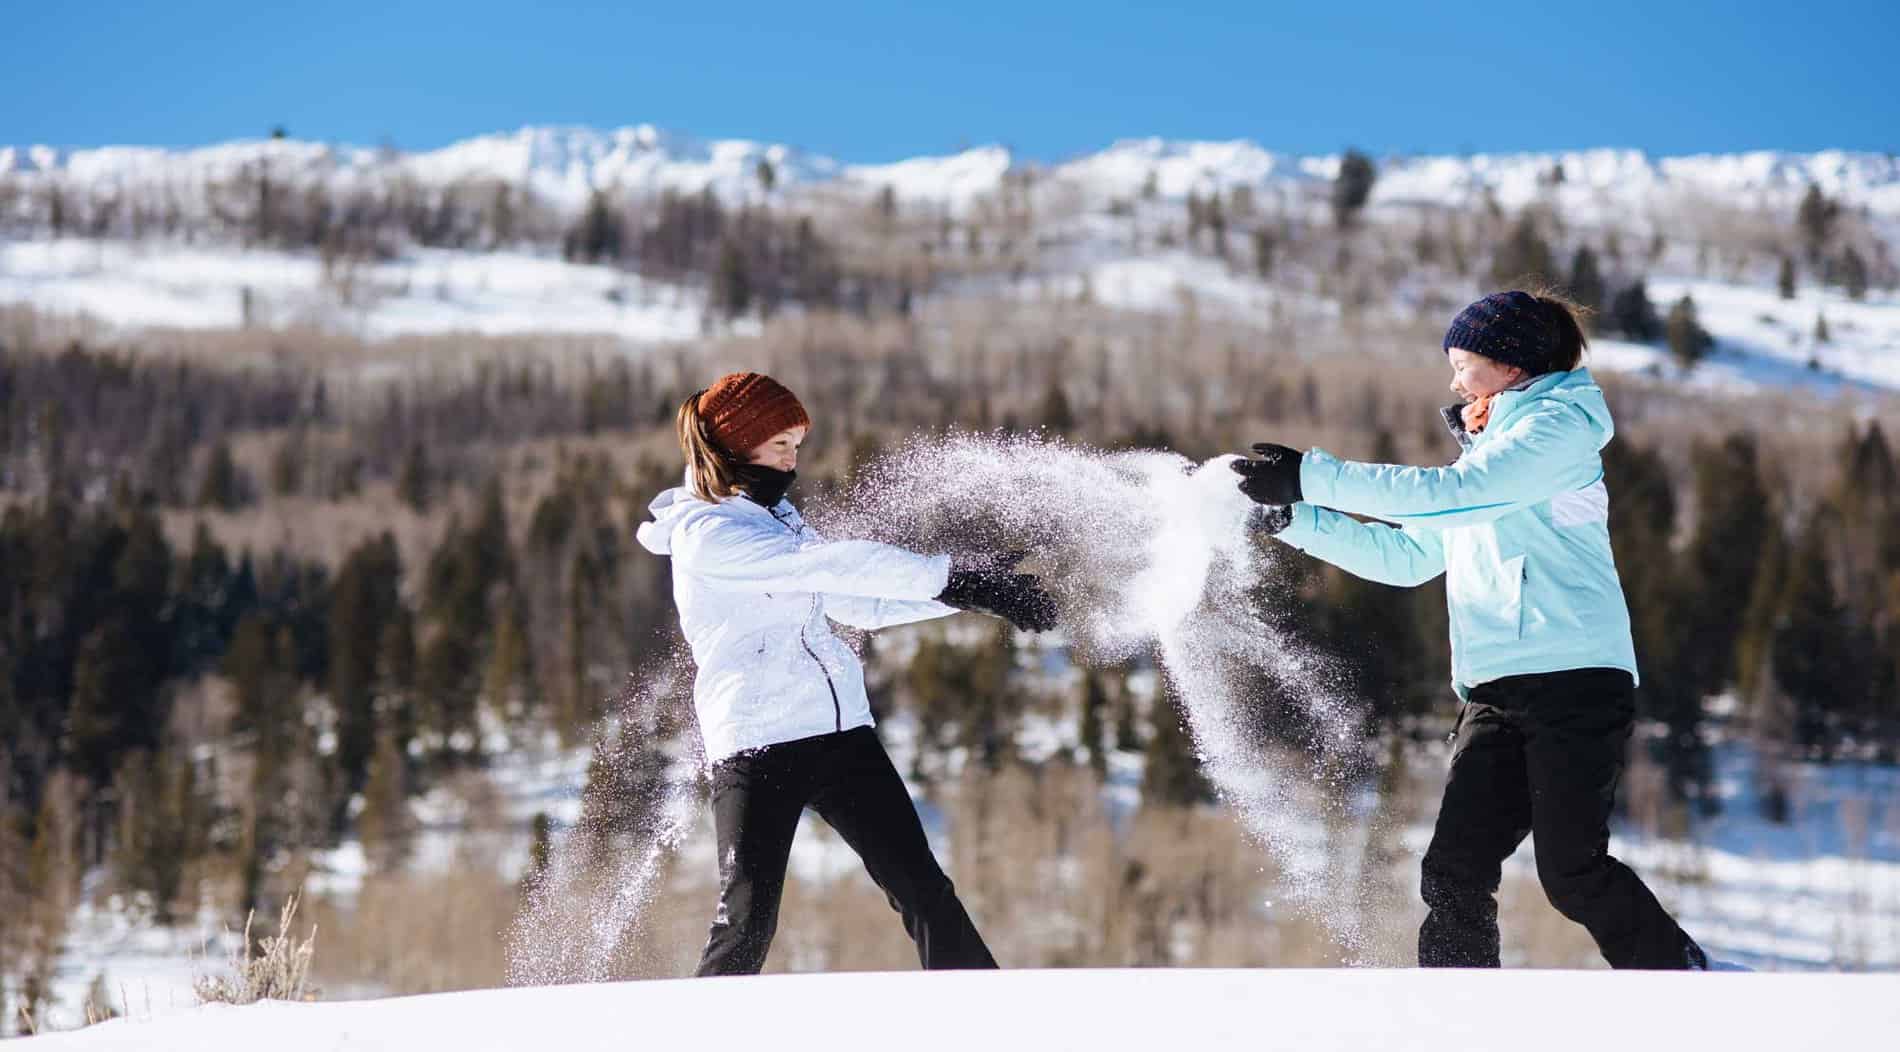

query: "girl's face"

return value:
[1447, 347, 1525, 403]
[745, 426, 807, 471]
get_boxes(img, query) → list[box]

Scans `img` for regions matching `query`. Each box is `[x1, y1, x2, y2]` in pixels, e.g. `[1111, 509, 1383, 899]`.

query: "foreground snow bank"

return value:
[24, 967, 1897, 1051]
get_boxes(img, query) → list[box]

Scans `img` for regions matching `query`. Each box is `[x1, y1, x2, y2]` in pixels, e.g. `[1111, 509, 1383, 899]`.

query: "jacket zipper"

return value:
[772, 505, 843, 733]
[799, 615, 843, 733]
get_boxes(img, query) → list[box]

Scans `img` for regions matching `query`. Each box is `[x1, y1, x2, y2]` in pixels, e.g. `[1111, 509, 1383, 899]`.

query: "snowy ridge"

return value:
[24, 968, 1899, 1051]
[401, 125, 843, 207]
[6, 125, 1900, 216]
[1053, 137, 1317, 202]
[845, 144, 1014, 209]
[0, 126, 845, 212]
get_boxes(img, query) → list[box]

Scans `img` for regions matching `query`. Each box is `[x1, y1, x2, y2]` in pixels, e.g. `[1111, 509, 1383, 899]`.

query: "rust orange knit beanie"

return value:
[697, 372, 811, 456]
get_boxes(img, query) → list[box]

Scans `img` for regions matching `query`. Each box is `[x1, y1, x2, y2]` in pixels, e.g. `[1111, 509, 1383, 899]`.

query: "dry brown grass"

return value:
[305, 866, 521, 996]
[193, 894, 318, 1005]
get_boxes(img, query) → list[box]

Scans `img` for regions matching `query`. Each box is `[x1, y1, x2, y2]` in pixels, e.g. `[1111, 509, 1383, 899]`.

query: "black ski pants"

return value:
[695, 726, 997, 976]
[1418, 667, 1701, 969]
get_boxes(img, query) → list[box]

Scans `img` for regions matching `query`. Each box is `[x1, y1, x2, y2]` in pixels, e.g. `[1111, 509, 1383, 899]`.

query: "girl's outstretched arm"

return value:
[823, 593, 958, 630]
[1301, 402, 1602, 528]
[672, 513, 950, 600]
[1273, 503, 1447, 587]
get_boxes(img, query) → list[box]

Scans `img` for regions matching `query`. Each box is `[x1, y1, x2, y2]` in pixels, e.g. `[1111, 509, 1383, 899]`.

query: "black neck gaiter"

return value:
[736, 464, 796, 507]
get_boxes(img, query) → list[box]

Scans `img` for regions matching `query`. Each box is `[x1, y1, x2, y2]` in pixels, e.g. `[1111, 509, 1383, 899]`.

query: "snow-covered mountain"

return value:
[5, 125, 1898, 217]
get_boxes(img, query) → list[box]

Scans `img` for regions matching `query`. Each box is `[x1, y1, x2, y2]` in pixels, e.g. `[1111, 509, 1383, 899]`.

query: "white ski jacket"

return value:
[635, 481, 957, 762]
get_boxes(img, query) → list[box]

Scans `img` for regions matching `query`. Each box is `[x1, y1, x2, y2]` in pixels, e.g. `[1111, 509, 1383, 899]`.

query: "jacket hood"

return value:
[1442, 368, 1615, 452]
[635, 484, 708, 556]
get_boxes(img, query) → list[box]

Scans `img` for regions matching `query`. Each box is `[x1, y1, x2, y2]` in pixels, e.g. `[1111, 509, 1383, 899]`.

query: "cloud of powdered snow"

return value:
[504, 661, 705, 986]
[812, 431, 1387, 951]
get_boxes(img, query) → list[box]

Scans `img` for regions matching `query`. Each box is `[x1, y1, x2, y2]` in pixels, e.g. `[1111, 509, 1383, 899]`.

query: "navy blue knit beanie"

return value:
[1442, 291, 1556, 374]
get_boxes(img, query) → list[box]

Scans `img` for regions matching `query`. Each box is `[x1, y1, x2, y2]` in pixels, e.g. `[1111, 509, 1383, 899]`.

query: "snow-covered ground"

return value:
[0, 238, 710, 342]
[23, 967, 1900, 1051]
[27, 677, 1900, 1037]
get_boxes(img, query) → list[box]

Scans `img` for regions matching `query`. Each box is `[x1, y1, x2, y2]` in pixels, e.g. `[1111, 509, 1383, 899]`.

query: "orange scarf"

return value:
[1460, 394, 1497, 435]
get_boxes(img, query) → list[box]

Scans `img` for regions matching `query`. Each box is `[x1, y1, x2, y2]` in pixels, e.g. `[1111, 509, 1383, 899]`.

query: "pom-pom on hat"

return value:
[1443, 291, 1557, 375]
[697, 372, 811, 457]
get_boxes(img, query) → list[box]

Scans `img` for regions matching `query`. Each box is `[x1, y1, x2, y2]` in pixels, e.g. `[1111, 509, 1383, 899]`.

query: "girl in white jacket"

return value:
[636, 372, 1055, 975]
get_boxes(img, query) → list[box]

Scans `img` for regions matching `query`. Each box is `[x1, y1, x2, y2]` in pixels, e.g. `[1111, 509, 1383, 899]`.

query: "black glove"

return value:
[1249, 504, 1295, 536]
[937, 557, 1058, 633]
[1230, 443, 1304, 505]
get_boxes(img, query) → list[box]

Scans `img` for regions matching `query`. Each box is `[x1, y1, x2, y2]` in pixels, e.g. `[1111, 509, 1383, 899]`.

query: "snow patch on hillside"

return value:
[0, 239, 709, 342]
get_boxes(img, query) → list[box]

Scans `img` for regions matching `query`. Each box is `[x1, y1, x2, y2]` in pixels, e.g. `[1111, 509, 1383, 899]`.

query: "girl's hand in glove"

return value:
[937, 557, 1059, 633]
[1230, 443, 1304, 505]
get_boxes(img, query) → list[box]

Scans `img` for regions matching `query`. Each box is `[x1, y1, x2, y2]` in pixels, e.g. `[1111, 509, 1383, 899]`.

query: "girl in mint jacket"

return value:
[1233, 290, 1713, 970]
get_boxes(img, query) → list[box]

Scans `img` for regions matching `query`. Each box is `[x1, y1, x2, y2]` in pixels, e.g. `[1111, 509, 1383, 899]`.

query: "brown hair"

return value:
[675, 390, 745, 503]
[1525, 285, 1591, 373]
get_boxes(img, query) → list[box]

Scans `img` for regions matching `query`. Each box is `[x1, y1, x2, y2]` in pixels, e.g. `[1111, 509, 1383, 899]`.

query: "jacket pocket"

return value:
[1448, 549, 1525, 644]
[1509, 556, 1526, 639]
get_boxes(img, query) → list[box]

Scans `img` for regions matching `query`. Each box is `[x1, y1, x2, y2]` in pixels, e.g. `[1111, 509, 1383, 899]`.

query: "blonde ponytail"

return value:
[675, 390, 745, 503]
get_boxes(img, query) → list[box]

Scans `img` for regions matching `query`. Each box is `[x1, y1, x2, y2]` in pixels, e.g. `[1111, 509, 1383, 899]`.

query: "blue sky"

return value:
[4, 1, 1895, 160]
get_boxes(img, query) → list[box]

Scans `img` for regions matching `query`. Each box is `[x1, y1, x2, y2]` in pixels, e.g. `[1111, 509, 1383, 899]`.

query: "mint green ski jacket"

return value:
[1274, 368, 1639, 697]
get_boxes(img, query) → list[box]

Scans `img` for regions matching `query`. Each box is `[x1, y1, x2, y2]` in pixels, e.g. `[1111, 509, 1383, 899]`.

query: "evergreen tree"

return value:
[1840, 246, 1869, 301]
[1733, 514, 1788, 715]
[110, 748, 203, 924]
[396, 442, 431, 512]
[1680, 436, 1773, 708]
[1665, 294, 1714, 368]
[171, 523, 235, 678]
[1567, 244, 1606, 317]
[66, 619, 157, 787]
[1489, 214, 1556, 287]
[564, 190, 622, 263]
[1077, 672, 1109, 777]
[328, 534, 404, 794]
[269, 432, 303, 496]
[1603, 439, 1707, 805]
[485, 602, 531, 717]
[1252, 228, 1277, 279]
[1142, 696, 1211, 806]
[522, 811, 554, 890]
[1038, 380, 1075, 435]
[1773, 513, 1853, 758]
[377, 605, 419, 749]
[1331, 149, 1377, 228]
[196, 440, 244, 511]
[1796, 183, 1838, 262]
[713, 238, 752, 320]
[488, 183, 516, 249]
[1606, 279, 1663, 341]
[1112, 689, 1140, 753]
[1814, 312, 1831, 344]
[1777, 255, 1796, 300]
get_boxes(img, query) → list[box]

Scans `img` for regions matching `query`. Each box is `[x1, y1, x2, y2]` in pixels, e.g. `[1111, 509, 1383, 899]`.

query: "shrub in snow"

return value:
[193, 894, 318, 1006]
